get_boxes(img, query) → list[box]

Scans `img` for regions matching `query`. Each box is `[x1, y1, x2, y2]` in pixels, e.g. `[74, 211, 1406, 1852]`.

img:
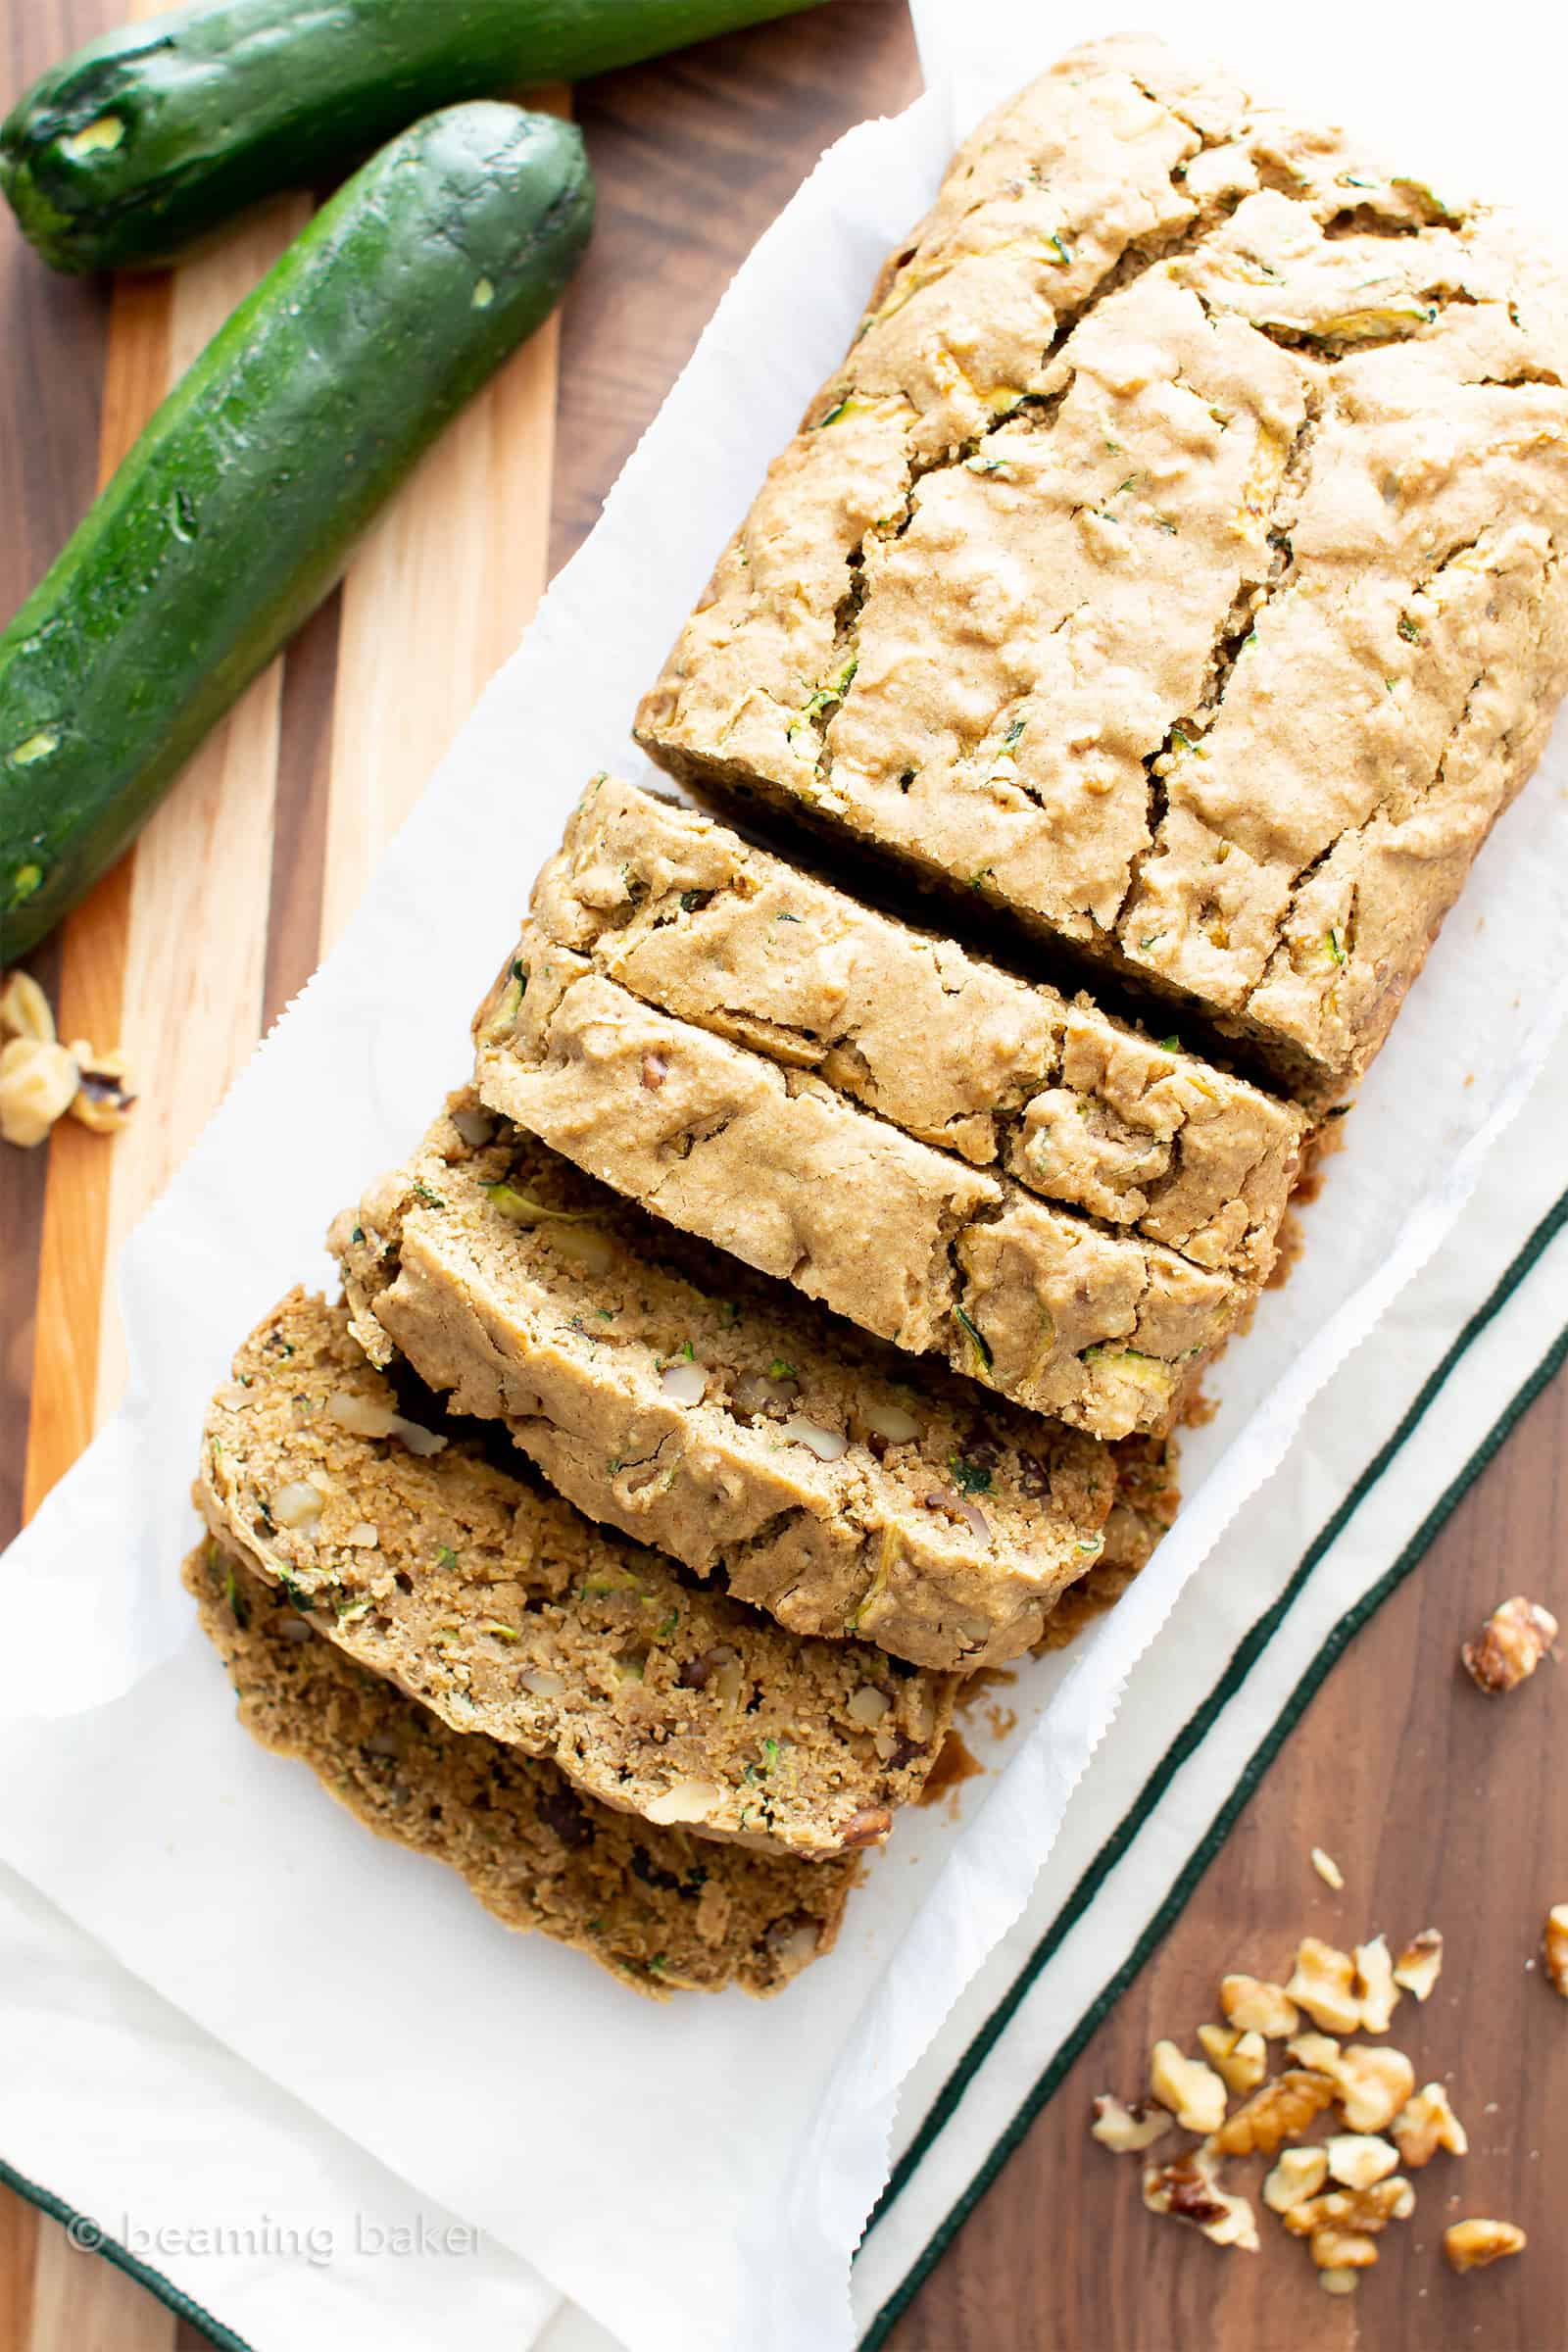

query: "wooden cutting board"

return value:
[23, 169, 562, 1517]
[5, 39, 564, 2352]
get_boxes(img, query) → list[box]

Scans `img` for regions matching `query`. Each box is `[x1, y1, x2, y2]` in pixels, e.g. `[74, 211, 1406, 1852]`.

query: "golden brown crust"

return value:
[529, 776, 1303, 1284]
[635, 35, 1568, 1094]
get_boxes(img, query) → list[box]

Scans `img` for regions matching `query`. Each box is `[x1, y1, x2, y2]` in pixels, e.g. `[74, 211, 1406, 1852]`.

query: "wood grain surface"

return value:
[1, 7, 1563, 2351]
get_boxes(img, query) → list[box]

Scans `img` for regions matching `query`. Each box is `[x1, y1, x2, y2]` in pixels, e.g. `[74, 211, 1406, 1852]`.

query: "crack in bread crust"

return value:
[526, 777, 1303, 1291]
[635, 33, 1568, 1097]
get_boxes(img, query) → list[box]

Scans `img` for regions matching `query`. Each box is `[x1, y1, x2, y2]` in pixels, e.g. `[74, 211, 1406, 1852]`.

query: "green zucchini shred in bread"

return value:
[330, 1097, 1128, 1671]
[634, 31, 1568, 1098]
[527, 773, 1304, 1285]
[197, 1290, 956, 1860]
[473, 931, 1239, 1438]
[185, 1543, 857, 1998]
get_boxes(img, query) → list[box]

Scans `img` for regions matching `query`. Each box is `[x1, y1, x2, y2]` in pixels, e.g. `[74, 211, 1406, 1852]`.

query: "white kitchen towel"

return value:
[3, 7, 1568, 2351]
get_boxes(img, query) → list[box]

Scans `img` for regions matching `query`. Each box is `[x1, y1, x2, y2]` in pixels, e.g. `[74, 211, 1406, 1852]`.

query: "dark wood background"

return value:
[2, 5, 1564, 2348]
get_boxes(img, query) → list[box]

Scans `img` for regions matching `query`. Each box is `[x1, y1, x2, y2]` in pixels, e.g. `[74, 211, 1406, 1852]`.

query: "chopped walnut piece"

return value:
[0, 1037, 79, 1147]
[1310, 1846, 1345, 1890]
[1219, 1973, 1299, 2038]
[1281, 2178, 1415, 2241]
[1284, 2034, 1415, 2132]
[1198, 2023, 1267, 2095]
[1392, 2082, 1469, 2167]
[1393, 1929, 1444, 2001]
[1445, 2219, 1527, 2273]
[67, 1042, 136, 1133]
[1325, 2133, 1399, 2191]
[1149, 2040, 1228, 2135]
[1461, 1596, 1558, 1694]
[1263, 2145, 1329, 2214]
[1212, 2069, 1336, 2157]
[1309, 2227, 1380, 2275]
[1143, 2145, 1258, 2251]
[1287, 1936, 1363, 2034]
[1090, 2094, 1171, 2154]
[1544, 1904, 1568, 1998]
[0, 969, 55, 1043]
[1354, 1934, 1399, 2034]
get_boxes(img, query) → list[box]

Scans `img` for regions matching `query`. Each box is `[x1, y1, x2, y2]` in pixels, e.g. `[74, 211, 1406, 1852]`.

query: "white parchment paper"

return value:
[3, 7, 1568, 2348]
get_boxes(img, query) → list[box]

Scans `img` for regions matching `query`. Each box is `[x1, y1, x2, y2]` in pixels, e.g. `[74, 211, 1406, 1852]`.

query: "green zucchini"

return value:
[0, 102, 592, 963]
[1, 0, 826, 274]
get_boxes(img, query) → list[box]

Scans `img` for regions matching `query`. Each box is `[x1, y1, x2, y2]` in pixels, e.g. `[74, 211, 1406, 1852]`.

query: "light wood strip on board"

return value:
[21, 194, 308, 1505]
[7, 81, 565, 2352]
[318, 95, 565, 957]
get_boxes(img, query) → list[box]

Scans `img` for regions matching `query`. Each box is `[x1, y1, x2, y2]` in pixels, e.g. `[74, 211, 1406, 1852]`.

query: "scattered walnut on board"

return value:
[1090, 2095, 1170, 2155]
[1262, 2146, 1328, 2214]
[1392, 2083, 1468, 2168]
[1212, 2070, 1336, 2158]
[1287, 2034, 1415, 2133]
[1353, 1935, 1399, 2034]
[1444, 2219, 1527, 2274]
[1149, 2040, 1227, 2135]
[1461, 1596, 1558, 1694]
[1544, 1905, 1568, 1998]
[1087, 1911, 1526, 2304]
[1286, 1936, 1363, 2034]
[1142, 2144, 1258, 2251]
[1219, 1973, 1298, 2038]
[1197, 2023, 1267, 2096]
[0, 1038, 78, 1147]
[1392, 1929, 1444, 2002]
[0, 970, 135, 1146]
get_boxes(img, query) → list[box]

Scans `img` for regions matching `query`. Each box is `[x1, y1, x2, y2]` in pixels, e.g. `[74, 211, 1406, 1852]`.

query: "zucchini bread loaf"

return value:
[198, 1290, 955, 1859]
[634, 32, 1568, 1097]
[331, 1097, 1126, 1670]
[474, 936, 1238, 1437]
[186, 1543, 856, 1997]
[530, 774, 1303, 1285]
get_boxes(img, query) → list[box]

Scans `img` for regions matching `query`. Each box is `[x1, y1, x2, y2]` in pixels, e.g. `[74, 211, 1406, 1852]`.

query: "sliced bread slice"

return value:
[473, 939, 1240, 1439]
[331, 1099, 1120, 1670]
[197, 1291, 953, 1860]
[185, 1542, 856, 1997]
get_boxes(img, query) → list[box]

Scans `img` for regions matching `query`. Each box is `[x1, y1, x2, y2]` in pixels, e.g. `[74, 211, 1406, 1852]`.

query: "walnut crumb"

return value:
[1544, 1904, 1568, 1998]
[1198, 2022, 1267, 2095]
[1444, 2218, 1526, 2274]
[1142, 2144, 1258, 2251]
[1461, 1595, 1557, 1693]
[1392, 1928, 1443, 2001]
[1090, 2094, 1170, 2155]
[1213, 2069, 1336, 2157]
[1353, 1934, 1399, 2034]
[1149, 2039, 1228, 2135]
[1219, 1972, 1299, 2038]
[1392, 2082, 1468, 2167]
[1286, 1936, 1363, 2034]
[1310, 1846, 1344, 1890]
